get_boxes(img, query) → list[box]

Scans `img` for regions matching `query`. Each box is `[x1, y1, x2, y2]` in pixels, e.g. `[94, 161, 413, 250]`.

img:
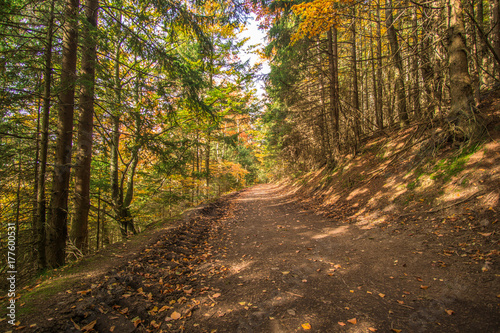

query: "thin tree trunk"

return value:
[376, 0, 384, 128]
[205, 133, 210, 196]
[96, 188, 100, 251]
[47, 0, 79, 268]
[110, 14, 123, 238]
[35, 0, 55, 271]
[492, 0, 500, 77]
[412, 4, 421, 118]
[351, 10, 360, 152]
[71, 0, 98, 255]
[327, 27, 340, 154]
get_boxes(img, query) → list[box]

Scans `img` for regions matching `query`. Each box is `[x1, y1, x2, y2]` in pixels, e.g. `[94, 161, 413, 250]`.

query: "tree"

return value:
[71, 0, 99, 254]
[447, 0, 477, 139]
[47, 0, 79, 268]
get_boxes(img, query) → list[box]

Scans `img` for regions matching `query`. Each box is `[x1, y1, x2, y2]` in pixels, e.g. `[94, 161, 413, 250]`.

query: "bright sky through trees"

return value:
[239, 15, 269, 98]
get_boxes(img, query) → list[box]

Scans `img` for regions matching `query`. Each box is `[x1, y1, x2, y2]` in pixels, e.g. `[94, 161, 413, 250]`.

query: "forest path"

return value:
[188, 184, 499, 332]
[11, 184, 499, 332]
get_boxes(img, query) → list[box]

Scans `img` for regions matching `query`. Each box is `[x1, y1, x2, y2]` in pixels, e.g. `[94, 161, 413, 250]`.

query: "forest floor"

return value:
[2, 91, 500, 332]
[2, 181, 499, 332]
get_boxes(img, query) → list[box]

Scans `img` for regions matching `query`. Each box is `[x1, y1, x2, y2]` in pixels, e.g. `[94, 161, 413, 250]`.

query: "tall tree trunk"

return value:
[351, 10, 360, 152]
[369, 7, 381, 130]
[411, 4, 421, 118]
[492, 0, 500, 77]
[376, 0, 384, 129]
[71, 0, 98, 255]
[386, 0, 409, 127]
[447, 0, 477, 138]
[47, 0, 79, 268]
[110, 14, 123, 238]
[476, 0, 486, 89]
[327, 27, 340, 154]
[35, 0, 55, 271]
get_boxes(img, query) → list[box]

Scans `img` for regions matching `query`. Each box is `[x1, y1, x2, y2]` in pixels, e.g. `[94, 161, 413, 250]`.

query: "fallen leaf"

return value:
[239, 302, 246, 306]
[392, 329, 402, 333]
[479, 232, 492, 237]
[282, 271, 290, 275]
[378, 293, 385, 298]
[347, 318, 357, 324]
[131, 317, 141, 327]
[368, 328, 377, 332]
[81, 320, 97, 332]
[338, 322, 346, 326]
[212, 293, 221, 298]
[420, 285, 430, 290]
[445, 309, 454, 315]
[301, 323, 311, 330]
[397, 300, 404, 304]
[170, 311, 181, 320]
[158, 305, 169, 312]
[110, 326, 115, 332]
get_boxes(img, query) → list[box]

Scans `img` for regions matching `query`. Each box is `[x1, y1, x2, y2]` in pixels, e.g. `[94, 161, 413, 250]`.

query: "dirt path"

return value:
[6, 184, 499, 332]
[185, 184, 499, 332]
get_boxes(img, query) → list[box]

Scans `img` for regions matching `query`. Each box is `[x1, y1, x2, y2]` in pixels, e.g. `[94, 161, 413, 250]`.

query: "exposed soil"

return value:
[2, 181, 499, 332]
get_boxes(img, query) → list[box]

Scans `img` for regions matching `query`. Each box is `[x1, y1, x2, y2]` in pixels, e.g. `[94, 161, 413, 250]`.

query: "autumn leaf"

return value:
[338, 322, 346, 326]
[170, 311, 181, 320]
[368, 328, 377, 332]
[81, 320, 97, 332]
[420, 285, 430, 289]
[445, 309, 454, 315]
[378, 293, 385, 298]
[239, 301, 246, 306]
[213, 293, 221, 298]
[347, 318, 357, 324]
[301, 322, 311, 330]
[110, 326, 115, 332]
[132, 317, 141, 327]
[391, 330, 402, 333]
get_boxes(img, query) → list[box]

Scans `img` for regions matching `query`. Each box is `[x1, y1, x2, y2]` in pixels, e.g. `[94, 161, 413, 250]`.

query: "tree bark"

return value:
[447, 0, 477, 139]
[492, 0, 500, 76]
[327, 27, 340, 153]
[386, 0, 409, 127]
[47, 0, 79, 268]
[35, 0, 55, 271]
[351, 10, 360, 152]
[376, 0, 384, 129]
[71, 0, 98, 255]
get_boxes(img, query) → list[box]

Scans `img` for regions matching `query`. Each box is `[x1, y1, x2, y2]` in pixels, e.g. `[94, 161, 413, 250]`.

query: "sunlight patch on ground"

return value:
[354, 211, 387, 229]
[230, 260, 254, 274]
[346, 187, 369, 201]
[311, 225, 349, 239]
[478, 191, 499, 209]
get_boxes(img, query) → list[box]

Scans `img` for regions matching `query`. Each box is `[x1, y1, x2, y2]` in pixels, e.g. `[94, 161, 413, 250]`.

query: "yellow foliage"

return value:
[291, 0, 353, 43]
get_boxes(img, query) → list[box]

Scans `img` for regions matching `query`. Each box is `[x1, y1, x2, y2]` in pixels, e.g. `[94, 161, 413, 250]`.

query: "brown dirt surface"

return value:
[3, 181, 499, 333]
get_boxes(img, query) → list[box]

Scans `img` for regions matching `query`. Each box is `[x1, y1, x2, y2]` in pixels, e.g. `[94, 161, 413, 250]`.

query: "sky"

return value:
[238, 15, 270, 98]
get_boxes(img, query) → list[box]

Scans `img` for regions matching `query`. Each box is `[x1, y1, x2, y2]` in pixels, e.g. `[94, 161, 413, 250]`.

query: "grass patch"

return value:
[411, 143, 481, 186]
